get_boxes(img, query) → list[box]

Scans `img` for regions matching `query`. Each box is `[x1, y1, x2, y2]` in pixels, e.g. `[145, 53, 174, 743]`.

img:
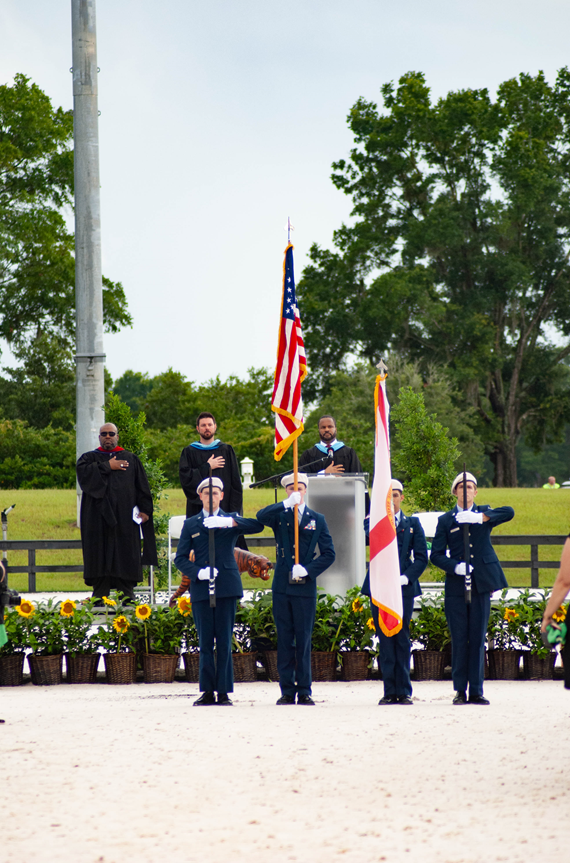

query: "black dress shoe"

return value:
[378, 695, 398, 705]
[193, 691, 216, 706]
[276, 694, 296, 705]
[468, 694, 490, 705]
[452, 691, 467, 705]
[397, 695, 413, 705]
[217, 693, 233, 705]
[297, 694, 315, 705]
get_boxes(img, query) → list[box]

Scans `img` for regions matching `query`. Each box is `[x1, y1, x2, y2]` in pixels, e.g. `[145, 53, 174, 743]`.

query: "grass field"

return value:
[1, 487, 568, 593]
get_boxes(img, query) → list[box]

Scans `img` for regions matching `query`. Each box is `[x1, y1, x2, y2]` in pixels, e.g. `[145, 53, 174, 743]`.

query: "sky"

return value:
[0, 0, 569, 387]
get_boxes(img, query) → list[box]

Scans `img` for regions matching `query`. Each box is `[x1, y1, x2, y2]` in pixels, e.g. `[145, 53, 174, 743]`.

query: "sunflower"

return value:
[135, 604, 152, 621]
[17, 599, 35, 618]
[60, 599, 76, 617]
[177, 597, 192, 616]
[352, 598, 364, 613]
[552, 605, 567, 623]
[113, 615, 130, 634]
[503, 608, 518, 622]
[366, 617, 376, 631]
[102, 596, 116, 607]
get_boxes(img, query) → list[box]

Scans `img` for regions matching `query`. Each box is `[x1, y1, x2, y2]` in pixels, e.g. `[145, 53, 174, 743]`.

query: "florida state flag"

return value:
[369, 372, 403, 636]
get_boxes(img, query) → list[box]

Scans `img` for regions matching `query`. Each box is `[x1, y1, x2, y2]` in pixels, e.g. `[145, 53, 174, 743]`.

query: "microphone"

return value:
[327, 446, 334, 463]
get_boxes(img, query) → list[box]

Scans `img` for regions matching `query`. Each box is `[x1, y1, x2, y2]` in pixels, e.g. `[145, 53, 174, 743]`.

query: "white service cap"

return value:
[391, 479, 404, 492]
[281, 472, 309, 489]
[197, 477, 224, 493]
[450, 472, 477, 494]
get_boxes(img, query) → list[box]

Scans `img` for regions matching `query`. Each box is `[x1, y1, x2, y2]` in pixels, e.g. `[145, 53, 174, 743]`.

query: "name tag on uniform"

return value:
[451, 527, 460, 533]
[304, 520, 316, 530]
[192, 532, 200, 538]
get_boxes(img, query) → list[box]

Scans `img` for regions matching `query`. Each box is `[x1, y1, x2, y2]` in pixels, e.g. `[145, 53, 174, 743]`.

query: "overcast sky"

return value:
[1, 1, 569, 387]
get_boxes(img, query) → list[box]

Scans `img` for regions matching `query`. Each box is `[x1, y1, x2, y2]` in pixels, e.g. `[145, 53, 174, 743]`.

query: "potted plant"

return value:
[0, 606, 28, 686]
[245, 590, 278, 681]
[311, 591, 342, 681]
[231, 600, 258, 682]
[60, 597, 100, 683]
[18, 598, 66, 685]
[97, 595, 138, 684]
[409, 594, 451, 680]
[332, 587, 376, 681]
[176, 597, 201, 682]
[487, 589, 522, 679]
[132, 602, 184, 683]
[512, 590, 557, 679]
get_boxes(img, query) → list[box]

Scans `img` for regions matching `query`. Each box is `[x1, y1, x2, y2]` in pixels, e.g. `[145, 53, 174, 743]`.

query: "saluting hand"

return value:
[109, 457, 129, 471]
[455, 510, 483, 524]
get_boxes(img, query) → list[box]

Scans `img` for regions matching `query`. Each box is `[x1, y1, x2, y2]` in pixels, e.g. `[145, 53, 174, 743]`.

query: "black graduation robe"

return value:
[299, 444, 364, 474]
[179, 442, 243, 518]
[77, 449, 158, 586]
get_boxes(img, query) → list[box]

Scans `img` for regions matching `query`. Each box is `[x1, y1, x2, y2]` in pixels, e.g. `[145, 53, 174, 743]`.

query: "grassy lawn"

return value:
[1, 486, 568, 593]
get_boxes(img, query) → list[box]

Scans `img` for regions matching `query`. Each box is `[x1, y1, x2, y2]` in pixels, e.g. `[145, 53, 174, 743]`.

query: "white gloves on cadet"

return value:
[292, 564, 308, 581]
[455, 510, 483, 524]
[197, 567, 218, 581]
[283, 491, 302, 510]
[400, 575, 409, 586]
[454, 562, 474, 576]
[203, 515, 233, 528]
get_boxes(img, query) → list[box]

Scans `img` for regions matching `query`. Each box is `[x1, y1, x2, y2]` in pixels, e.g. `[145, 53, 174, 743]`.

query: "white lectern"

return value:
[305, 473, 368, 597]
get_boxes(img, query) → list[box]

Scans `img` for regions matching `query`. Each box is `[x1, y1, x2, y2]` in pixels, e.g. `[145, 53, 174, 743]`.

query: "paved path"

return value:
[1, 680, 568, 863]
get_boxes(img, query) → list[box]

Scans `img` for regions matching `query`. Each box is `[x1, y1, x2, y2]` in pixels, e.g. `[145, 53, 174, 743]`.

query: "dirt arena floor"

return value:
[1, 679, 568, 864]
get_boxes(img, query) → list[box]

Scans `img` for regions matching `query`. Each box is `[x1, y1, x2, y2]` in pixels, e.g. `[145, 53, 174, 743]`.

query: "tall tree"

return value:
[298, 69, 570, 485]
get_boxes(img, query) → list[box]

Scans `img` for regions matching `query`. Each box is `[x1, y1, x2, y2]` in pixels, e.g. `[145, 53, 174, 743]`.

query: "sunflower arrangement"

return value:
[487, 589, 524, 652]
[96, 594, 137, 654]
[59, 597, 99, 657]
[130, 604, 185, 655]
[1, 604, 31, 655]
[17, 598, 66, 657]
[510, 589, 558, 659]
[409, 594, 451, 652]
[326, 586, 376, 656]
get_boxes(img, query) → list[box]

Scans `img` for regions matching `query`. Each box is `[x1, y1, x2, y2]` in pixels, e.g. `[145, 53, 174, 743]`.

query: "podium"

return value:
[305, 473, 368, 597]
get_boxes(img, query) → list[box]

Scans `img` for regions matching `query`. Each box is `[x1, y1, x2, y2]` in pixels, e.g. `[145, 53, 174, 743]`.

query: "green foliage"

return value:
[487, 590, 523, 651]
[409, 595, 451, 652]
[297, 68, 570, 486]
[331, 586, 376, 655]
[241, 589, 278, 650]
[95, 595, 138, 653]
[391, 386, 458, 511]
[113, 370, 154, 415]
[311, 591, 342, 653]
[60, 597, 99, 655]
[0, 605, 29, 655]
[0, 420, 75, 488]
[136, 604, 186, 655]
[16, 597, 66, 656]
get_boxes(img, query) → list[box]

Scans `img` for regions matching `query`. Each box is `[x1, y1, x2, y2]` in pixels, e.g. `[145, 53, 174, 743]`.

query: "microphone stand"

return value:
[249, 456, 332, 503]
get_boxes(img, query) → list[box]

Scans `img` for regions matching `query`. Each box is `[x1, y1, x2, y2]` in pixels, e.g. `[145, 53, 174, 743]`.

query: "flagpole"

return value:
[293, 437, 299, 564]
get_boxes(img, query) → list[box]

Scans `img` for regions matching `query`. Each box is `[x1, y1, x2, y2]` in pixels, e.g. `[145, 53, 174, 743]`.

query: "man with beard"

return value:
[299, 415, 364, 475]
[77, 423, 157, 601]
[179, 413, 243, 518]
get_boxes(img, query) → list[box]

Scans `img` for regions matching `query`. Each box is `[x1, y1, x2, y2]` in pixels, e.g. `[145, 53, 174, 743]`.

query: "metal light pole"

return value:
[72, 0, 105, 521]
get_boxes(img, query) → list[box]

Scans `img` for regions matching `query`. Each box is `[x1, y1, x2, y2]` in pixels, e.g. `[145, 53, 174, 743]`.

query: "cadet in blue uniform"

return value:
[174, 477, 263, 705]
[362, 480, 428, 705]
[431, 472, 514, 705]
[256, 472, 335, 705]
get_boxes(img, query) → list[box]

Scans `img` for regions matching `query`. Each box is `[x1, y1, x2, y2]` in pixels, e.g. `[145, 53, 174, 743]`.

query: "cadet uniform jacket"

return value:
[362, 513, 427, 599]
[430, 505, 514, 596]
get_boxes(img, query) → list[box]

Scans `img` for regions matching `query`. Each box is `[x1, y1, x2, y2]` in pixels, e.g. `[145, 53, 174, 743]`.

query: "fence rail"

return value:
[2, 535, 566, 592]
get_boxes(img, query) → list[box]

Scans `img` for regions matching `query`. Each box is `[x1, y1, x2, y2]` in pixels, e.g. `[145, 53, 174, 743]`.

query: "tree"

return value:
[113, 370, 154, 415]
[0, 74, 132, 362]
[297, 69, 570, 485]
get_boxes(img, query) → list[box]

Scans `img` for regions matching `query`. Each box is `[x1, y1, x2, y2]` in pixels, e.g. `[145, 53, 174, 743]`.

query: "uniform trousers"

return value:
[445, 591, 491, 697]
[373, 594, 415, 697]
[192, 596, 237, 694]
[92, 576, 135, 601]
[272, 593, 316, 697]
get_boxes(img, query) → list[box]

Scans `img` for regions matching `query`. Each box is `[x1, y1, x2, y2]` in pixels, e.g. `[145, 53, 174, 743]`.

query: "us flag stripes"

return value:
[271, 243, 307, 460]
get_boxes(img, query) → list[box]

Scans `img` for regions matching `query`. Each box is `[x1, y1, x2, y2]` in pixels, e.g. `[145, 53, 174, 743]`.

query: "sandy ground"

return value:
[0, 679, 568, 864]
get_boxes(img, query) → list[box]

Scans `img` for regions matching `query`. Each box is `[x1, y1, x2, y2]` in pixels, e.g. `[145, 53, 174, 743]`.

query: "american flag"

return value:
[271, 243, 307, 460]
[369, 372, 403, 636]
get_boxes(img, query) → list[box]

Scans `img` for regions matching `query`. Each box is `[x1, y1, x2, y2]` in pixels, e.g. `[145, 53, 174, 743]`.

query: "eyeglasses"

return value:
[99, 431, 116, 437]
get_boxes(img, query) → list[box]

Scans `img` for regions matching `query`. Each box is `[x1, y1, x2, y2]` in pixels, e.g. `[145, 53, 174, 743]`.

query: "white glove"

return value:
[400, 575, 409, 586]
[291, 564, 308, 581]
[203, 515, 233, 528]
[454, 562, 474, 576]
[283, 491, 302, 509]
[197, 567, 218, 581]
[455, 510, 483, 525]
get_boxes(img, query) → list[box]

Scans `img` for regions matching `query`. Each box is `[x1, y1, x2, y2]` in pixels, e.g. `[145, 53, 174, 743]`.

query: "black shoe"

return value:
[217, 693, 233, 705]
[297, 695, 315, 705]
[276, 694, 296, 705]
[378, 695, 398, 705]
[468, 694, 490, 705]
[397, 695, 413, 705]
[194, 691, 216, 706]
[452, 691, 467, 705]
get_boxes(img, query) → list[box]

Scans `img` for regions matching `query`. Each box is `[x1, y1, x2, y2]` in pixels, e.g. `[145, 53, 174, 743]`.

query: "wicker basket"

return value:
[262, 650, 279, 682]
[29, 653, 63, 686]
[142, 653, 179, 684]
[232, 652, 258, 682]
[183, 652, 200, 683]
[412, 649, 446, 680]
[66, 653, 100, 684]
[488, 649, 521, 680]
[0, 653, 25, 687]
[103, 651, 137, 684]
[341, 651, 370, 681]
[311, 651, 337, 681]
[523, 651, 555, 680]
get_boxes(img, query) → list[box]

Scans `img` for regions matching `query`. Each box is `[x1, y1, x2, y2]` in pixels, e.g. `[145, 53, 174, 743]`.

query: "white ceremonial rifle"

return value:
[462, 463, 472, 605]
[208, 470, 216, 608]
